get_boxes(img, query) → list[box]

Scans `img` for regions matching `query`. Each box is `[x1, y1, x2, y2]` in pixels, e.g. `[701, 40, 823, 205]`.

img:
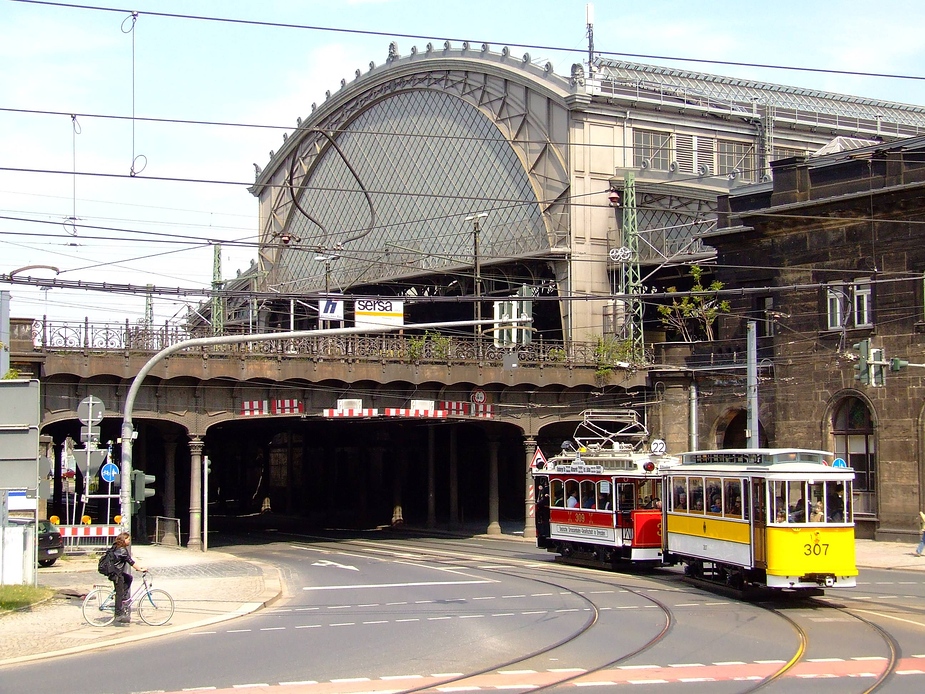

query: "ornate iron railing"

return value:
[29, 318, 607, 369]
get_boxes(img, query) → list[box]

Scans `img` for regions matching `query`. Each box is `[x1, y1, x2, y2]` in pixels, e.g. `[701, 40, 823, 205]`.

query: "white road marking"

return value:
[380, 675, 423, 681]
[279, 681, 318, 686]
[714, 661, 746, 666]
[330, 622, 355, 627]
[498, 670, 537, 675]
[232, 685, 269, 689]
[808, 658, 844, 662]
[294, 625, 320, 629]
[259, 627, 285, 631]
[226, 629, 251, 633]
[628, 679, 668, 685]
[363, 620, 388, 624]
[304, 580, 492, 591]
[576, 682, 615, 687]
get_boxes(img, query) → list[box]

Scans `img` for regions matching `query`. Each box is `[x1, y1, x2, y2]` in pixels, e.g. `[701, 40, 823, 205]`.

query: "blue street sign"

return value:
[832, 457, 847, 468]
[100, 461, 119, 483]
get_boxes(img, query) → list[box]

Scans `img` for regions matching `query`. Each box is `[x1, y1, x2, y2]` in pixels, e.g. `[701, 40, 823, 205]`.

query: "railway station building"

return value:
[15, 42, 925, 543]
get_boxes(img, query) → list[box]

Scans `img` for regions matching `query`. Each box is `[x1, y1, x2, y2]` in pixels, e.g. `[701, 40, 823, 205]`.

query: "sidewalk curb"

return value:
[0, 561, 282, 668]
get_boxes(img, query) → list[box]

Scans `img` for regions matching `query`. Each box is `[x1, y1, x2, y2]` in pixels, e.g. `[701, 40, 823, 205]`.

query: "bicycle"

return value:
[82, 571, 175, 627]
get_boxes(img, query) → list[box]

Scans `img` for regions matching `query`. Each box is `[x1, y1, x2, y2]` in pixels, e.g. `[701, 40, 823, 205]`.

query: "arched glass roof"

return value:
[277, 89, 548, 293]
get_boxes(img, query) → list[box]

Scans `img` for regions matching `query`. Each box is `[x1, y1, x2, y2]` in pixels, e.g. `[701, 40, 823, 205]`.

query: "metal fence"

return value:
[29, 318, 619, 369]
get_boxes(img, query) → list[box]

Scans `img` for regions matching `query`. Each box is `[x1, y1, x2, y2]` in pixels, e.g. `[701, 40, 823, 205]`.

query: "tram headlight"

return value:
[643, 462, 655, 472]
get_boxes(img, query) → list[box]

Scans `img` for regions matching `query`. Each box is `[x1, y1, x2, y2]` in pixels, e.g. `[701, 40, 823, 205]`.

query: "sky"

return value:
[4, 0, 925, 327]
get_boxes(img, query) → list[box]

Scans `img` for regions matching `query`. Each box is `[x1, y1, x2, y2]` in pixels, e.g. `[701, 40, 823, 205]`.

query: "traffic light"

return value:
[891, 357, 910, 372]
[132, 469, 156, 503]
[870, 347, 885, 387]
[853, 339, 870, 385]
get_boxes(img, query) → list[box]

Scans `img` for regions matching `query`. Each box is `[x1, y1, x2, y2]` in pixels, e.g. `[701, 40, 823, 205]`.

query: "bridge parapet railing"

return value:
[30, 319, 607, 368]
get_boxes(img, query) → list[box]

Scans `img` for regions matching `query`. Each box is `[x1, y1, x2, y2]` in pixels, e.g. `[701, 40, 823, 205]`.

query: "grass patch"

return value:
[0, 584, 55, 612]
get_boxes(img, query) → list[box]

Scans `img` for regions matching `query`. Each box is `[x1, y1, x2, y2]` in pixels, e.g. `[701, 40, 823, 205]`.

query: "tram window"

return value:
[597, 481, 612, 510]
[672, 477, 688, 512]
[706, 477, 722, 514]
[689, 477, 705, 514]
[580, 480, 597, 509]
[618, 483, 636, 510]
[787, 481, 808, 523]
[639, 480, 659, 508]
[724, 480, 743, 519]
[826, 481, 847, 522]
[565, 481, 580, 508]
[771, 481, 787, 523]
[550, 479, 565, 508]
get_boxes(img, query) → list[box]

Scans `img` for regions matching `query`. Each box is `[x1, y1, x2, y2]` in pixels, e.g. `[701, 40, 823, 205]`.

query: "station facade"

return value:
[13, 43, 925, 543]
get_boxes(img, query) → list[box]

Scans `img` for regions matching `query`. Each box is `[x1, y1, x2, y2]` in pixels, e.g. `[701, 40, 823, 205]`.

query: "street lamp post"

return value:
[465, 213, 488, 337]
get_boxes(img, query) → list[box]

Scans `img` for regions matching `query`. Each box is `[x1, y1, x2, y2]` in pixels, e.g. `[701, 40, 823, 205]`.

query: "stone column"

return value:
[162, 433, 178, 518]
[523, 437, 537, 540]
[448, 425, 459, 529]
[160, 433, 179, 545]
[188, 437, 203, 551]
[426, 425, 436, 528]
[487, 437, 501, 535]
[391, 448, 406, 526]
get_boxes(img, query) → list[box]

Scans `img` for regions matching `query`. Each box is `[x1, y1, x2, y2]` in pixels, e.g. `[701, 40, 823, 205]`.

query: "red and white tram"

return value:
[533, 411, 680, 566]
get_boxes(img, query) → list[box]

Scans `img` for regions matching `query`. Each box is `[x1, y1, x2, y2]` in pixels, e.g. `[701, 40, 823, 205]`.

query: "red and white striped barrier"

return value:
[438, 401, 494, 418]
[241, 400, 270, 416]
[273, 399, 304, 414]
[384, 408, 448, 418]
[241, 399, 305, 416]
[322, 408, 379, 418]
[58, 524, 121, 538]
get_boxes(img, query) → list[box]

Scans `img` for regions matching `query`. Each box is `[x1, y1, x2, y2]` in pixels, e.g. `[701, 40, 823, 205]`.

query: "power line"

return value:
[11, 0, 925, 83]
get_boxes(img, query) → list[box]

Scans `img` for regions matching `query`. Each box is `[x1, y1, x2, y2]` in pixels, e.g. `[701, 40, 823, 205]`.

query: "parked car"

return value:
[7, 517, 64, 566]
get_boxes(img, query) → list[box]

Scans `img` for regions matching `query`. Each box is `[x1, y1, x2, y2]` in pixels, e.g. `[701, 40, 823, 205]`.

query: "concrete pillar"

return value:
[523, 437, 537, 540]
[160, 433, 179, 545]
[188, 437, 203, 551]
[426, 425, 436, 528]
[391, 448, 405, 526]
[487, 437, 501, 535]
[449, 425, 459, 528]
[162, 433, 178, 518]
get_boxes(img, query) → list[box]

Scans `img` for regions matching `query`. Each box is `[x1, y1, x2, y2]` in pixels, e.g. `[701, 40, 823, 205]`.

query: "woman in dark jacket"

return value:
[109, 532, 146, 624]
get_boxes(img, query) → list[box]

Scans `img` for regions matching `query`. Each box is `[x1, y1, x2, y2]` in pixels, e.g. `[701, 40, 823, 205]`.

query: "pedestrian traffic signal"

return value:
[132, 469, 156, 502]
[870, 347, 885, 387]
[853, 339, 870, 385]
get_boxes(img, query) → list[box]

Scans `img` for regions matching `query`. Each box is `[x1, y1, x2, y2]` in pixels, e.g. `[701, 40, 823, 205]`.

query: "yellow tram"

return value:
[664, 448, 857, 590]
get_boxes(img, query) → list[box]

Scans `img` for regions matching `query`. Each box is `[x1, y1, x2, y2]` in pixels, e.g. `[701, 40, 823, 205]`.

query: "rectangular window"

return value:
[825, 280, 873, 330]
[724, 479, 743, 519]
[854, 282, 872, 327]
[634, 129, 671, 170]
[671, 477, 689, 512]
[717, 140, 756, 182]
[688, 477, 705, 514]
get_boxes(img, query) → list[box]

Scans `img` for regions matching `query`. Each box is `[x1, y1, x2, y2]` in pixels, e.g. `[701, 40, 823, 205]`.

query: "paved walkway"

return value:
[0, 544, 281, 667]
[0, 536, 922, 667]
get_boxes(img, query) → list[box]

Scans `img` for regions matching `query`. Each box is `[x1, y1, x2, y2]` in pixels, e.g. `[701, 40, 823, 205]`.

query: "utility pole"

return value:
[621, 172, 643, 359]
[211, 244, 224, 336]
[746, 321, 759, 448]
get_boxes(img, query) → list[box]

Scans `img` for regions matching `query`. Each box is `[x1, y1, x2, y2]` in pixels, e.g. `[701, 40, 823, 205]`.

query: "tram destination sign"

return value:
[552, 464, 605, 474]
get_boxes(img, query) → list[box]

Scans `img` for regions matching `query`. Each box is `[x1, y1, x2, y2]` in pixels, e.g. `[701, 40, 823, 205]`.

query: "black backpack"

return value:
[97, 548, 117, 576]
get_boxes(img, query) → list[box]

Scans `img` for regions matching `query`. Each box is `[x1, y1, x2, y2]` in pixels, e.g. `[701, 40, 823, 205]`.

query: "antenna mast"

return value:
[586, 3, 595, 77]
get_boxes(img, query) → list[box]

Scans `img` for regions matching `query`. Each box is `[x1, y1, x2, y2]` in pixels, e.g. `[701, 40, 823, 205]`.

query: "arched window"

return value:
[831, 397, 876, 516]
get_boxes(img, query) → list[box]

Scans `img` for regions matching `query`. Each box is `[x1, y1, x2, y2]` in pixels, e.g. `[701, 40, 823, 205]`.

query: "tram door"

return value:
[751, 478, 767, 568]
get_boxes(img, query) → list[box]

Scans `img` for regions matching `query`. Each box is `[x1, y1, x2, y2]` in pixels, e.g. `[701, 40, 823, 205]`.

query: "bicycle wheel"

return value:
[137, 588, 175, 626]
[82, 588, 116, 627]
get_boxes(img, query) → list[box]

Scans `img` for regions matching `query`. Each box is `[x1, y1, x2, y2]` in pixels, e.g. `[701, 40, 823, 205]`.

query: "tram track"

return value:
[236, 531, 913, 692]
[280, 533, 674, 692]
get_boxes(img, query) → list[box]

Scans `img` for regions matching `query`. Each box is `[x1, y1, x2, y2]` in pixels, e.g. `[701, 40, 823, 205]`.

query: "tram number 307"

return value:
[804, 543, 829, 556]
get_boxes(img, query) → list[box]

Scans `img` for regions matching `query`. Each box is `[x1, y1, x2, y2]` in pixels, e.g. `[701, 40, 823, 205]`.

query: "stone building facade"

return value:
[708, 136, 925, 539]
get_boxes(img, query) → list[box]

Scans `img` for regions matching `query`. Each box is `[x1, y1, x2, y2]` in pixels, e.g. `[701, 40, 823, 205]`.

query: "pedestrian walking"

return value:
[107, 532, 146, 623]
[916, 511, 925, 556]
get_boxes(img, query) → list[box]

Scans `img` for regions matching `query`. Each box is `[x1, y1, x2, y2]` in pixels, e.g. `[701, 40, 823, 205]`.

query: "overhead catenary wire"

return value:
[11, 0, 925, 83]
